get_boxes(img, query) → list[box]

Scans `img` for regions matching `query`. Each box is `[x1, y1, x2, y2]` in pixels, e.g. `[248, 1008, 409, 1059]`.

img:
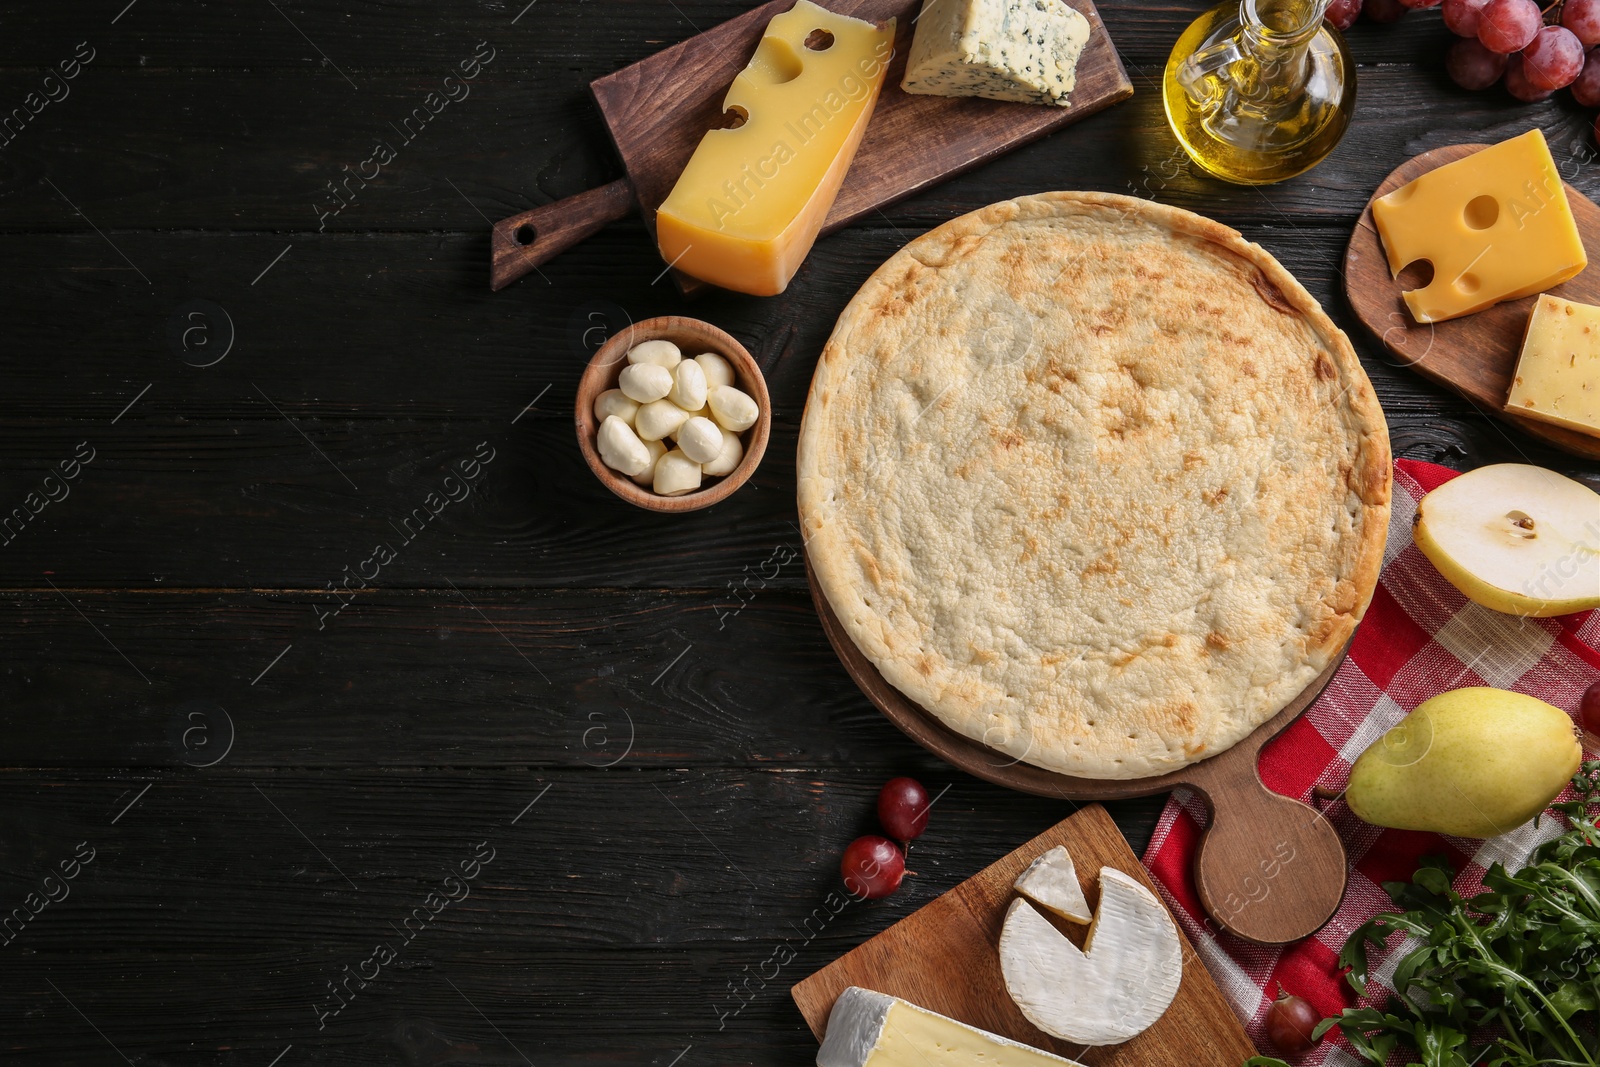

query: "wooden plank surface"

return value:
[0, 0, 1597, 1062]
[793, 804, 1258, 1063]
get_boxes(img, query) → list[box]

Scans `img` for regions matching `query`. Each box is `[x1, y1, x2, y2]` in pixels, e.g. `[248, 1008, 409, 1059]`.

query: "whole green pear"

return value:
[1346, 687, 1582, 839]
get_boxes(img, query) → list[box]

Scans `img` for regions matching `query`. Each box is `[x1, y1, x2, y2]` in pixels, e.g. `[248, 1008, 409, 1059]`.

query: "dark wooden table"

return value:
[2, 2, 1596, 1063]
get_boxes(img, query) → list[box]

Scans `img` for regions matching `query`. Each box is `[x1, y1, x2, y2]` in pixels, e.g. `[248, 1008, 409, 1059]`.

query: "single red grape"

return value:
[1580, 679, 1600, 737]
[841, 835, 905, 900]
[1265, 987, 1322, 1053]
[1504, 53, 1556, 99]
[1442, 0, 1491, 36]
[1447, 36, 1510, 88]
[1574, 48, 1600, 104]
[1564, 0, 1600, 47]
[1364, 0, 1409, 22]
[877, 777, 932, 841]
[1326, 0, 1362, 28]
[1522, 26, 1585, 89]
[1478, 0, 1542, 53]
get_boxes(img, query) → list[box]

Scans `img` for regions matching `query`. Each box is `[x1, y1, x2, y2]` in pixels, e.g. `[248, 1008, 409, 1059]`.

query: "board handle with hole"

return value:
[1183, 722, 1348, 945]
[490, 178, 637, 291]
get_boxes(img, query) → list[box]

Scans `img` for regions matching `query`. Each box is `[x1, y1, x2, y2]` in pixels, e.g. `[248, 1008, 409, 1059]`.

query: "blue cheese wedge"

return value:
[817, 987, 1087, 1067]
[902, 0, 1090, 107]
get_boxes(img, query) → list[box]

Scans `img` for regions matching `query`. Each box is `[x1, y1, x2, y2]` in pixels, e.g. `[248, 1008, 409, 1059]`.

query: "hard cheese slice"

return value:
[1372, 129, 1587, 324]
[816, 987, 1086, 1067]
[655, 1, 895, 297]
[1506, 294, 1600, 438]
[902, 0, 1090, 106]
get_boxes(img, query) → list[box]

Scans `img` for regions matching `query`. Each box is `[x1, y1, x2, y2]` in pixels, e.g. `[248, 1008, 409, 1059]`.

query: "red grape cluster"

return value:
[838, 777, 934, 900]
[1327, 0, 1600, 126]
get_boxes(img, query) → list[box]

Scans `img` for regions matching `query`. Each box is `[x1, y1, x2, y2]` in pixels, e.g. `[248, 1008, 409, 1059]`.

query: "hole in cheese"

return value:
[745, 37, 803, 83]
[804, 28, 835, 50]
[1463, 193, 1499, 230]
[717, 105, 749, 130]
[1394, 258, 1434, 291]
[1456, 271, 1481, 294]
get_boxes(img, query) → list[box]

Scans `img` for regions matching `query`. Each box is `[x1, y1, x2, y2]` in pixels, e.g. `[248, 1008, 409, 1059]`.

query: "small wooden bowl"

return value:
[574, 316, 770, 512]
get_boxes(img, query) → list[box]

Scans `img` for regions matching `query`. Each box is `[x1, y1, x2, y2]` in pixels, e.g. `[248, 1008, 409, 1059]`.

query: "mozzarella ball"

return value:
[619, 363, 672, 403]
[667, 359, 708, 412]
[630, 438, 668, 486]
[596, 415, 651, 477]
[702, 426, 745, 476]
[694, 352, 736, 389]
[627, 339, 681, 369]
[707, 385, 759, 432]
[593, 388, 639, 425]
[635, 398, 690, 441]
[677, 416, 724, 464]
[653, 449, 702, 496]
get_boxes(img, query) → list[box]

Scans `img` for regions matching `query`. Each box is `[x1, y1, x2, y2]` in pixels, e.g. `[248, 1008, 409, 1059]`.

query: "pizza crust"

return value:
[797, 192, 1390, 779]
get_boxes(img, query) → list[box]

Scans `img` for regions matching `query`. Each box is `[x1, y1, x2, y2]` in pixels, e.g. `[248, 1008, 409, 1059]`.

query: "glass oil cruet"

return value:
[1163, 0, 1355, 184]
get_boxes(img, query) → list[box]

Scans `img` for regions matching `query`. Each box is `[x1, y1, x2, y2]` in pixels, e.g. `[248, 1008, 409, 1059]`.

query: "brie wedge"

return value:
[817, 987, 1087, 1067]
[999, 867, 1182, 1045]
[1013, 846, 1091, 924]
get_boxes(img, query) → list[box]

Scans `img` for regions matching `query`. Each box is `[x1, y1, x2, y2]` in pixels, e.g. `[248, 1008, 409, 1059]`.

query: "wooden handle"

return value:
[1188, 768, 1347, 945]
[489, 177, 636, 291]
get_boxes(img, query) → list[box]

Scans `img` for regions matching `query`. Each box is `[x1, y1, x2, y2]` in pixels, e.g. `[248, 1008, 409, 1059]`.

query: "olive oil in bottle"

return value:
[1163, 0, 1355, 185]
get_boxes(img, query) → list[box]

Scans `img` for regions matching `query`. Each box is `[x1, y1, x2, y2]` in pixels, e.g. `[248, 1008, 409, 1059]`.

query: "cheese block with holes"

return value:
[654, 1, 895, 296]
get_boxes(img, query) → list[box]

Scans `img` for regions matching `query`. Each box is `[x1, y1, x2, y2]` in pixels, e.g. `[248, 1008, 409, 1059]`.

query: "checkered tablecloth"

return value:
[1142, 458, 1599, 1064]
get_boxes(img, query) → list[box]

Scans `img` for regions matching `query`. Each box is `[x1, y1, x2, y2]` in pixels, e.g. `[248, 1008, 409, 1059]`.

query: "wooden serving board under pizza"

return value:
[1344, 143, 1600, 461]
[488, 0, 1133, 291]
[792, 804, 1259, 1064]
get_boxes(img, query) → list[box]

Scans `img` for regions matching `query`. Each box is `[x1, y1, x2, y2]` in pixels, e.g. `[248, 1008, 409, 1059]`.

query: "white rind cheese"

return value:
[817, 987, 1088, 1067]
[999, 867, 1182, 1045]
[1013, 845, 1092, 924]
[902, 0, 1090, 106]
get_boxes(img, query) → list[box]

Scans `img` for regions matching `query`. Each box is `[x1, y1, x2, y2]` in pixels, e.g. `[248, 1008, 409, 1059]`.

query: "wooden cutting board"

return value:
[1344, 143, 1600, 461]
[792, 804, 1259, 1065]
[489, 0, 1133, 291]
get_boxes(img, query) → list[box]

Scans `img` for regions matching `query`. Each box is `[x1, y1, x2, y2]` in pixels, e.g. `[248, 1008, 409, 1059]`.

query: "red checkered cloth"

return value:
[1141, 458, 1599, 1064]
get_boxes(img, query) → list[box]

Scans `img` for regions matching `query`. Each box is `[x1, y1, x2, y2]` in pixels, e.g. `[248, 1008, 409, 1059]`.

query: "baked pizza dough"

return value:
[798, 192, 1390, 779]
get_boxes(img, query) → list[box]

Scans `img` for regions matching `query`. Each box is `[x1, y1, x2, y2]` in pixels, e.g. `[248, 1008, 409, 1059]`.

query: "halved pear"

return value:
[1413, 464, 1600, 618]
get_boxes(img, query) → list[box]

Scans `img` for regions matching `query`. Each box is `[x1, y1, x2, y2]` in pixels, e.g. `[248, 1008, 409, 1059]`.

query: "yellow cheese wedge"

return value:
[1372, 130, 1587, 324]
[654, 1, 894, 296]
[1506, 294, 1600, 438]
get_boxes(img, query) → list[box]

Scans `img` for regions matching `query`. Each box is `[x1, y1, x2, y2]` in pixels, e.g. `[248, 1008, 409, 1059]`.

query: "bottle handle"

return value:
[1175, 38, 1245, 106]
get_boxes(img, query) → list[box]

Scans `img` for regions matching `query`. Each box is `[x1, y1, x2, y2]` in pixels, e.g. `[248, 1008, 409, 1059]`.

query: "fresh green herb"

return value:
[1247, 760, 1600, 1067]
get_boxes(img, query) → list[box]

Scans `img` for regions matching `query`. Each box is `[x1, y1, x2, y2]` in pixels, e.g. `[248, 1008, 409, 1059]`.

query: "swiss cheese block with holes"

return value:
[1372, 129, 1586, 324]
[654, 1, 895, 297]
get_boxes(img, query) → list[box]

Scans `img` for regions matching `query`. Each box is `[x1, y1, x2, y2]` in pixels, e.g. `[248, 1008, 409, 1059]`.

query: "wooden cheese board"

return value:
[804, 552, 1349, 946]
[792, 804, 1259, 1064]
[1345, 143, 1600, 461]
[488, 0, 1133, 292]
